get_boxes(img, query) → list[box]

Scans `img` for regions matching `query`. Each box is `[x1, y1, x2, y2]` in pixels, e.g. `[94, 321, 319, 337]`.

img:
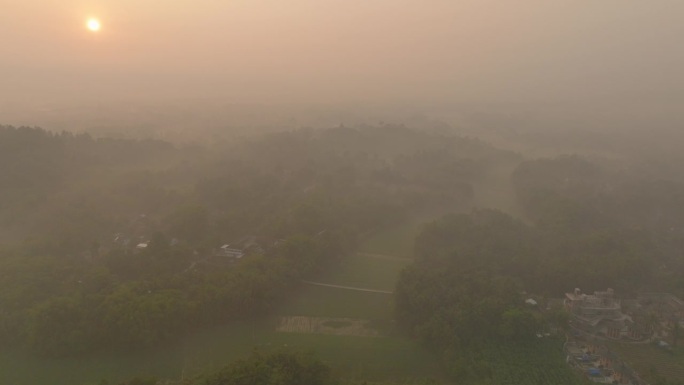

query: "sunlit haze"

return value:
[87, 18, 101, 32]
[3, 2, 684, 385]
[1, 1, 683, 111]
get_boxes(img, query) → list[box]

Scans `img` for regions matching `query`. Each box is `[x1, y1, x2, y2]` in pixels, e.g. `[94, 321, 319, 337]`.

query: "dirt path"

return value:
[302, 280, 393, 294]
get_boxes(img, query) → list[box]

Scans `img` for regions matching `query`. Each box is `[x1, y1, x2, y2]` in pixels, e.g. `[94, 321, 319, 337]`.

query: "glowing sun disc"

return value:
[87, 18, 101, 32]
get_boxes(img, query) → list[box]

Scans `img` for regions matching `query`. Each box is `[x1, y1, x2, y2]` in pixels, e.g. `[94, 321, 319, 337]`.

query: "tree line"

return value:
[0, 124, 514, 357]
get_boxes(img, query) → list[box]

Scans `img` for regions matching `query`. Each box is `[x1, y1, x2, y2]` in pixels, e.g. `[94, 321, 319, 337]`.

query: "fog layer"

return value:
[2, 1, 683, 106]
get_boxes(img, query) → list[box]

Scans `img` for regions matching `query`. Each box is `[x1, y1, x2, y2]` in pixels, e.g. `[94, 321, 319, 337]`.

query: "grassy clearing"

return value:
[276, 283, 394, 320]
[191, 323, 441, 382]
[360, 220, 422, 257]
[263, 225, 446, 383]
[312, 334, 442, 383]
[470, 161, 526, 219]
[315, 253, 413, 291]
[278, 238, 417, 321]
[360, 207, 460, 257]
[0, 320, 440, 385]
[0, 343, 187, 385]
[190, 328, 440, 383]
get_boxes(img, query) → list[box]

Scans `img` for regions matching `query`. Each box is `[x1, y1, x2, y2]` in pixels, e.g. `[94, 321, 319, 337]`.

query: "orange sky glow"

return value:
[1, 0, 683, 105]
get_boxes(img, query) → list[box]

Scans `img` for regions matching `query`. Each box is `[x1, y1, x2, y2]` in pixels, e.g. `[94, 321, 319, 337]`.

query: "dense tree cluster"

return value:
[512, 155, 684, 295]
[0, 235, 342, 356]
[198, 350, 335, 385]
[5, 122, 684, 383]
[397, 211, 542, 347]
[0, 125, 514, 357]
[395, 207, 660, 382]
[113, 349, 446, 385]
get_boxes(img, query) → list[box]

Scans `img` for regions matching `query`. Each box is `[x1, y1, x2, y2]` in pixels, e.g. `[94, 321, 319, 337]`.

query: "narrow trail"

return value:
[301, 281, 393, 294]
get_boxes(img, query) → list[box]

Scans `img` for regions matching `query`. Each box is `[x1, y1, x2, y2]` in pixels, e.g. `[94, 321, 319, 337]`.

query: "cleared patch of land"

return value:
[181, 322, 442, 384]
[0, 319, 442, 385]
[268, 219, 447, 383]
[360, 220, 422, 257]
[312, 252, 413, 292]
[470, 161, 526, 219]
[359, 206, 460, 258]
[276, 246, 417, 321]
[276, 283, 394, 320]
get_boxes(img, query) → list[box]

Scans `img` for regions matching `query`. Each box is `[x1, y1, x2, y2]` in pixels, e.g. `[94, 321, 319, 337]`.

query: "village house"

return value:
[633, 292, 684, 345]
[215, 244, 245, 259]
[565, 338, 646, 385]
[565, 288, 635, 340]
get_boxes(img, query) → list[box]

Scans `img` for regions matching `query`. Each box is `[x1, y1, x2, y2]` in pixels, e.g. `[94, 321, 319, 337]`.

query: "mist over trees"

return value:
[4, 1, 684, 384]
[2, 119, 684, 385]
[0, 124, 512, 358]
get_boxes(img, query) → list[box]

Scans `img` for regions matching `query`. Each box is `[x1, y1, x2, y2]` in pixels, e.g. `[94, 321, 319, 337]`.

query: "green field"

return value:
[359, 208, 449, 257]
[276, 283, 395, 320]
[179, 323, 442, 384]
[315, 253, 414, 291]
[360, 220, 423, 257]
[184, 323, 443, 384]
[268, 219, 445, 383]
[0, 320, 441, 385]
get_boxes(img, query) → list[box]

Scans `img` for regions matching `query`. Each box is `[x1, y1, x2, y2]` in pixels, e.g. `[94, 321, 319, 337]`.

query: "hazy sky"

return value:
[2, 1, 683, 105]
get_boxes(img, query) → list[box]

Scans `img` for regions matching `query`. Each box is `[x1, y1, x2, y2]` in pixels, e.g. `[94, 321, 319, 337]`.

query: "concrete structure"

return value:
[565, 288, 635, 340]
[216, 244, 245, 259]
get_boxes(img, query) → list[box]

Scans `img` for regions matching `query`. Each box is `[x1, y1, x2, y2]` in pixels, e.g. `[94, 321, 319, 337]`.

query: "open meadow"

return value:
[275, 283, 394, 320]
[268, 217, 447, 383]
[0, 320, 441, 385]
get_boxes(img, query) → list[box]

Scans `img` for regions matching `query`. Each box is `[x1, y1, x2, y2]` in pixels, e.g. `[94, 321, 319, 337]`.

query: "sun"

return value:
[86, 18, 101, 32]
